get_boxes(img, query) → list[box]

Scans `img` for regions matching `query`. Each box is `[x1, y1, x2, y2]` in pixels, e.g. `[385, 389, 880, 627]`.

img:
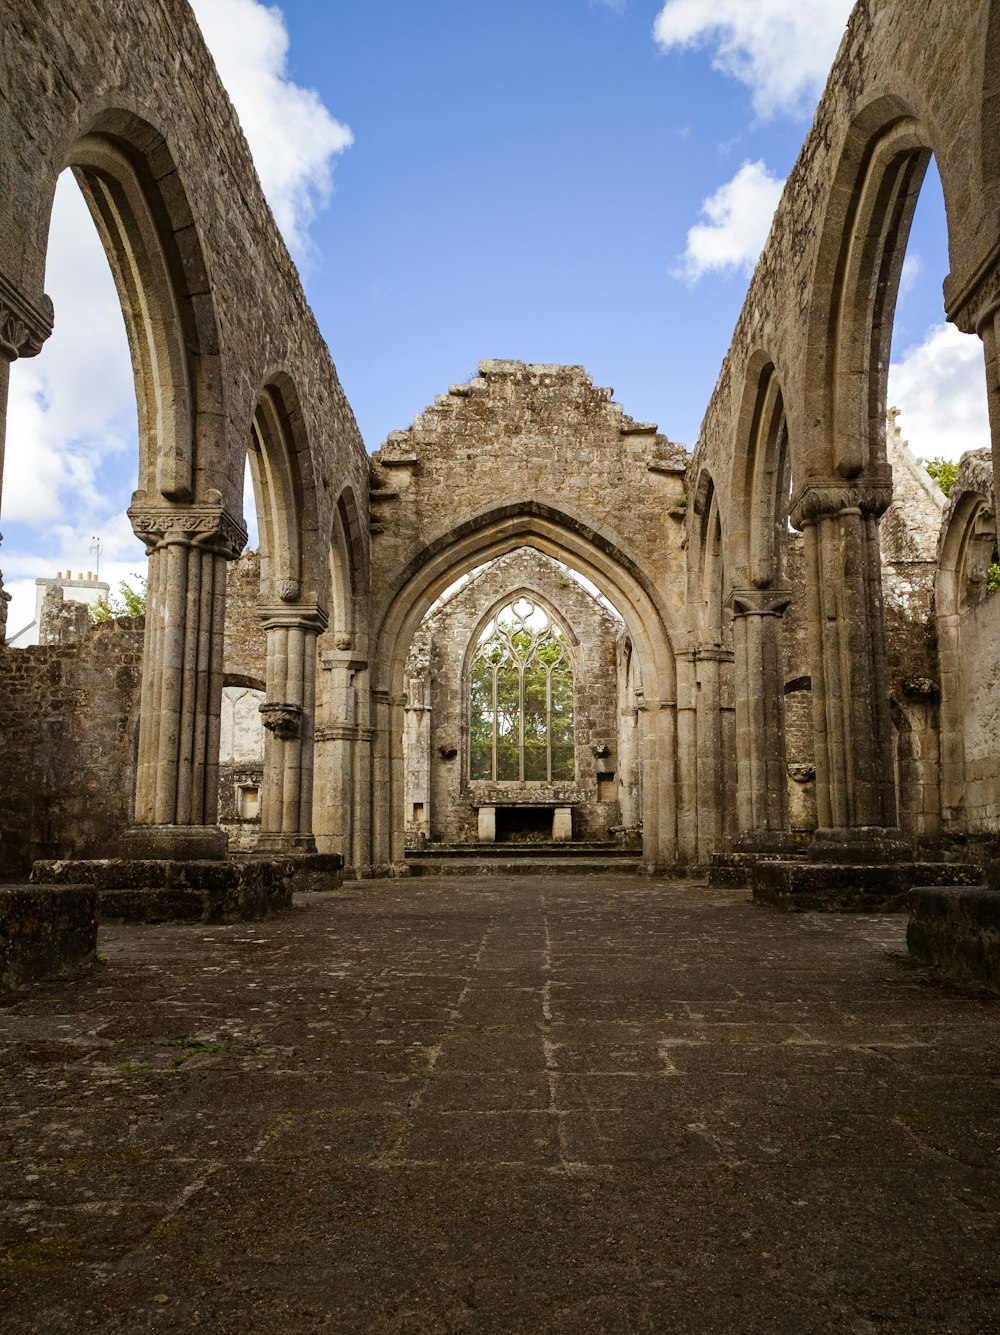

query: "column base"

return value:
[120, 825, 228, 861]
[808, 827, 913, 864]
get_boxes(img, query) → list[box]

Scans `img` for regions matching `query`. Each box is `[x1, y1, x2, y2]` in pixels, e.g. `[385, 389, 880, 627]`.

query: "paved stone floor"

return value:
[1, 876, 999, 1334]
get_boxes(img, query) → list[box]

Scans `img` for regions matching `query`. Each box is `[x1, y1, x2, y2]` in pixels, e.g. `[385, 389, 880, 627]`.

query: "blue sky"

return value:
[1, 0, 989, 635]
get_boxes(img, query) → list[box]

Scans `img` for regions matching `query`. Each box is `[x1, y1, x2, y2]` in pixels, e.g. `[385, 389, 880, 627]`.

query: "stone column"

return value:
[256, 603, 327, 855]
[124, 491, 247, 860]
[790, 479, 907, 860]
[693, 647, 734, 864]
[0, 276, 54, 644]
[729, 588, 797, 850]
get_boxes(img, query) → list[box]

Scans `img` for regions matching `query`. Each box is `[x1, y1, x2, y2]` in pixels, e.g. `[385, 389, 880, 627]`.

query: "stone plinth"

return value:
[31, 858, 292, 924]
[0, 885, 98, 992]
[280, 852, 344, 893]
[751, 859, 984, 913]
[553, 806, 573, 842]
[908, 886, 1000, 992]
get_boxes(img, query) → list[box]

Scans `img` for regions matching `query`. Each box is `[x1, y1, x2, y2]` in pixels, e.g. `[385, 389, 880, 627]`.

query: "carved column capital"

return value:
[0, 275, 54, 361]
[258, 602, 329, 634]
[789, 479, 893, 530]
[127, 489, 247, 558]
[727, 588, 791, 618]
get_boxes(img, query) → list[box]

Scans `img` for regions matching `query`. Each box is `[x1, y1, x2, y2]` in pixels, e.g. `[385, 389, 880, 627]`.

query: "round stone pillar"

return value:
[256, 604, 327, 855]
[729, 588, 796, 850]
[124, 492, 247, 860]
[791, 478, 907, 859]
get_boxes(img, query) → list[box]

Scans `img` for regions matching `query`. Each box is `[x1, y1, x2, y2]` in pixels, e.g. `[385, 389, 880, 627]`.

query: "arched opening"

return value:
[1, 108, 228, 865]
[727, 361, 796, 848]
[371, 502, 679, 872]
[400, 551, 636, 852]
[686, 469, 735, 861]
[223, 377, 325, 856]
[311, 486, 372, 871]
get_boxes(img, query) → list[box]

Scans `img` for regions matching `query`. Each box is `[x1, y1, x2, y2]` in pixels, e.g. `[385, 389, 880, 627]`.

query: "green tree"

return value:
[91, 576, 147, 623]
[925, 457, 958, 496]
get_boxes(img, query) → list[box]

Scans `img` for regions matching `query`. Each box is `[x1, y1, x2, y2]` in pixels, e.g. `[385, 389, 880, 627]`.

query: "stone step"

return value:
[405, 855, 641, 877]
[412, 842, 638, 860]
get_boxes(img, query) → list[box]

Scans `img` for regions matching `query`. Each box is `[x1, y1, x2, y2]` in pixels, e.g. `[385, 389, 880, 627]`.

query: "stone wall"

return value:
[0, 620, 143, 876]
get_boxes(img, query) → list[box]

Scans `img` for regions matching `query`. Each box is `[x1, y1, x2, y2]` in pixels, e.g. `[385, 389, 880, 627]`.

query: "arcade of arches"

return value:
[1, 0, 999, 910]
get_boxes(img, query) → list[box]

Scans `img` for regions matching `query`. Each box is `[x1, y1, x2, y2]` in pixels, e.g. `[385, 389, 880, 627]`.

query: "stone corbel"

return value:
[259, 702, 303, 739]
[127, 488, 248, 558]
[0, 274, 54, 361]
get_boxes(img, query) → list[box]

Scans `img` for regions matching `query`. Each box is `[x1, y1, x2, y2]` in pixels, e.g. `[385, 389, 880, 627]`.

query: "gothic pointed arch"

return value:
[59, 109, 225, 504]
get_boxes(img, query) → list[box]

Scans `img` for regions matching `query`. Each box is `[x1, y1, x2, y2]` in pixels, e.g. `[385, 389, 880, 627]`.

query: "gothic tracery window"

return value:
[469, 597, 575, 782]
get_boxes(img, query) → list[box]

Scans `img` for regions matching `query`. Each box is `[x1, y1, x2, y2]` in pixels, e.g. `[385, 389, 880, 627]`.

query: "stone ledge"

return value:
[30, 858, 294, 924]
[907, 886, 1000, 992]
[751, 860, 984, 913]
[0, 885, 98, 993]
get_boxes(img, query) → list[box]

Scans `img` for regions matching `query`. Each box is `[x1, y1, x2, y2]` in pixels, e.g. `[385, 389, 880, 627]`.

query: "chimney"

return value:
[57, 571, 62, 579]
[87, 571, 93, 580]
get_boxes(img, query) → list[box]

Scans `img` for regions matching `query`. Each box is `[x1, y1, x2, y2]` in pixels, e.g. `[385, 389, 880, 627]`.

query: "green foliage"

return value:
[988, 556, 1000, 597]
[91, 576, 147, 623]
[924, 457, 959, 497]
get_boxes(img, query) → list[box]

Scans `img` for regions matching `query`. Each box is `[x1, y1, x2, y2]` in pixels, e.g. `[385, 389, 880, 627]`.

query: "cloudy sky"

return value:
[1, 0, 990, 635]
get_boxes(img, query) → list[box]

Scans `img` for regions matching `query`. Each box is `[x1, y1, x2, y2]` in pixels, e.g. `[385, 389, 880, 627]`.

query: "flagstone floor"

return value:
[1, 876, 998, 1333]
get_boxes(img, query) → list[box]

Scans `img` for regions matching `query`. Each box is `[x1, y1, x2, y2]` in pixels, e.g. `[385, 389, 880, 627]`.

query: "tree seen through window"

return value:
[469, 597, 574, 782]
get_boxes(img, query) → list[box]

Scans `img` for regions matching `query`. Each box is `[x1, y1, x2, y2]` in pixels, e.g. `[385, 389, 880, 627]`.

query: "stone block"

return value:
[31, 858, 293, 923]
[751, 860, 984, 913]
[0, 885, 98, 993]
[478, 806, 496, 842]
[553, 807, 573, 842]
[907, 886, 1000, 992]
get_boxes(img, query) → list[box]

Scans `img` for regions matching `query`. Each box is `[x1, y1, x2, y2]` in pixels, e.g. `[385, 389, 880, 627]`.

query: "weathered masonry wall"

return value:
[368, 361, 688, 870]
[0, 621, 143, 876]
[369, 361, 688, 635]
[0, 555, 274, 874]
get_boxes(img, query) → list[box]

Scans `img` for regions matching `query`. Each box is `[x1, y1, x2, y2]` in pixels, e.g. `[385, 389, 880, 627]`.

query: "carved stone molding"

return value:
[728, 588, 791, 618]
[277, 578, 300, 603]
[127, 489, 247, 558]
[0, 274, 54, 361]
[258, 603, 329, 634]
[259, 702, 303, 739]
[944, 242, 1000, 336]
[789, 480, 893, 529]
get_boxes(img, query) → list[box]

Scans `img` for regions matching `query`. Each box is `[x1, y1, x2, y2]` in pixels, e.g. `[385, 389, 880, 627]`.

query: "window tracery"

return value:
[469, 597, 574, 782]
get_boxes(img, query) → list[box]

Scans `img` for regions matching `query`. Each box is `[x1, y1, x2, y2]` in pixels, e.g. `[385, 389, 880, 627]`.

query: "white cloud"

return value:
[898, 253, 923, 299]
[3, 178, 137, 528]
[674, 160, 784, 283]
[887, 322, 991, 463]
[653, 0, 854, 120]
[189, 0, 353, 261]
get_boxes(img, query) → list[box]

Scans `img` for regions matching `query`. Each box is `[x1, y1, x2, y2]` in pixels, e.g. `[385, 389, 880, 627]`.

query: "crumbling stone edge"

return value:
[0, 885, 98, 995]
